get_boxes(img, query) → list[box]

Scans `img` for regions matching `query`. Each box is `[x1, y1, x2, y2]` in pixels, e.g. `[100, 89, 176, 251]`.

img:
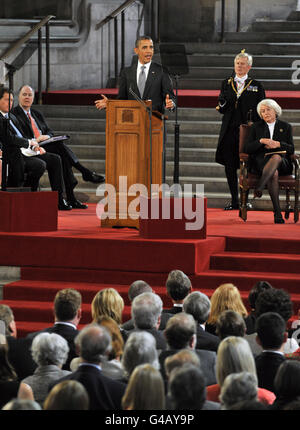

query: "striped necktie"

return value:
[27, 112, 40, 139]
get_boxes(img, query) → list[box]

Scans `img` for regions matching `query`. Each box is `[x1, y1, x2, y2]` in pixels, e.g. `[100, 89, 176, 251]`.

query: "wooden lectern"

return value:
[101, 99, 165, 228]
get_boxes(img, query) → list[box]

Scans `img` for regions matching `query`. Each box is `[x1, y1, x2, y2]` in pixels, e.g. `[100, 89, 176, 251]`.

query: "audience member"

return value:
[183, 291, 220, 352]
[128, 292, 167, 350]
[27, 288, 82, 370]
[44, 380, 89, 410]
[49, 324, 126, 410]
[215, 310, 247, 340]
[163, 270, 192, 314]
[0, 343, 34, 409]
[159, 312, 217, 386]
[71, 316, 125, 381]
[245, 288, 297, 356]
[121, 280, 152, 331]
[205, 283, 251, 336]
[255, 312, 287, 393]
[2, 399, 42, 410]
[270, 360, 300, 410]
[206, 336, 275, 405]
[246, 281, 273, 334]
[168, 363, 206, 410]
[22, 332, 71, 406]
[0, 304, 36, 379]
[229, 399, 267, 410]
[219, 372, 258, 410]
[121, 331, 159, 381]
[122, 363, 165, 410]
[283, 397, 300, 410]
[164, 349, 220, 410]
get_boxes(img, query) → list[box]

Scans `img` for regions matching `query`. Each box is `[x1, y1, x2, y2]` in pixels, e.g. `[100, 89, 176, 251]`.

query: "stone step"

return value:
[183, 42, 300, 56]
[0, 266, 21, 300]
[47, 117, 106, 132]
[157, 53, 300, 68]
[252, 20, 300, 32]
[224, 31, 300, 43]
[186, 66, 295, 80]
[36, 104, 106, 119]
[177, 78, 300, 91]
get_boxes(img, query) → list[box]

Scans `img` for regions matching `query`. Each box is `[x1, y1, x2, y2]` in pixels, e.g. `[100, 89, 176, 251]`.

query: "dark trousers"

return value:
[222, 127, 240, 205]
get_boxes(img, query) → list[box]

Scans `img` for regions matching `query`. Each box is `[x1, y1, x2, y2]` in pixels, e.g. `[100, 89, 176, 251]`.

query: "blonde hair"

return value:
[207, 283, 248, 326]
[216, 336, 257, 387]
[91, 288, 124, 325]
[122, 364, 165, 410]
[96, 315, 124, 359]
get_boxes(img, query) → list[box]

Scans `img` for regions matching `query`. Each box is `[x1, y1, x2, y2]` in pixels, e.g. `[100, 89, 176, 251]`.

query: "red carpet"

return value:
[42, 89, 300, 109]
[1, 204, 300, 337]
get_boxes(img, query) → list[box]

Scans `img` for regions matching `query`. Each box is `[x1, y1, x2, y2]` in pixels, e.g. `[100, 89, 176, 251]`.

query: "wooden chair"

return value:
[238, 123, 300, 222]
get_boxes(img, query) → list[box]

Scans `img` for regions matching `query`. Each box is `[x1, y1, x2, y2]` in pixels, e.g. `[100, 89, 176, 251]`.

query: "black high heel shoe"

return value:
[274, 213, 285, 224]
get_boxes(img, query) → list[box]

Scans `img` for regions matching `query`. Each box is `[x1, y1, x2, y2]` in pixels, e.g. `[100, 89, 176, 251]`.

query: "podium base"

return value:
[139, 197, 207, 239]
[0, 191, 58, 232]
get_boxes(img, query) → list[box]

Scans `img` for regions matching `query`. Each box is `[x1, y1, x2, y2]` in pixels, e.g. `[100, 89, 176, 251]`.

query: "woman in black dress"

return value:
[244, 99, 294, 223]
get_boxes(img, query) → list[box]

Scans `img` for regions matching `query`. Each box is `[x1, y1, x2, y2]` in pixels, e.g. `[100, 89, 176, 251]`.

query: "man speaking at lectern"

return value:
[95, 36, 176, 114]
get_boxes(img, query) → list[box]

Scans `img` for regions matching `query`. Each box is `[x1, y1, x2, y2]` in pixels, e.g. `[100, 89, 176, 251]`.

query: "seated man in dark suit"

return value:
[255, 312, 287, 393]
[0, 86, 70, 210]
[163, 269, 192, 315]
[50, 324, 126, 410]
[95, 35, 176, 113]
[12, 85, 105, 209]
[159, 312, 217, 387]
[27, 288, 82, 370]
[183, 291, 220, 352]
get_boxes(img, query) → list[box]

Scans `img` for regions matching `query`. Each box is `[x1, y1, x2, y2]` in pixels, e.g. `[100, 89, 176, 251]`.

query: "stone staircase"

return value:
[36, 104, 300, 210]
[156, 12, 300, 91]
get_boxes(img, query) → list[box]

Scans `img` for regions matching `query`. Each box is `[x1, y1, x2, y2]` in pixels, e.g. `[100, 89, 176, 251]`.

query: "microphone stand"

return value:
[129, 87, 153, 191]
[172, 74, 180, 196]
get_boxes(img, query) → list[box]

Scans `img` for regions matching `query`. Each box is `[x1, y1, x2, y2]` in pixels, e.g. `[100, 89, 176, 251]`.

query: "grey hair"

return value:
[131, 292, 162, 329]
[220, 372, 258, 410]
[74, 324, 111, 363]
[31, 333, 69, 366]
[234, 51, 253, 66]
[183, 291, 211, 324]
[2, 399, 42, 410]
[121, 331, 159, 378]
[128, 280, 152, 302]
[257, 98, 282, 118]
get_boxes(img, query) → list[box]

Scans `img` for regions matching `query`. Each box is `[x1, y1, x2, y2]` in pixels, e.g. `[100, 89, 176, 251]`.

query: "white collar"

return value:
[54, 321, 77, 330]
[138, 60, 151, 72]
[234, 74, 248, 83]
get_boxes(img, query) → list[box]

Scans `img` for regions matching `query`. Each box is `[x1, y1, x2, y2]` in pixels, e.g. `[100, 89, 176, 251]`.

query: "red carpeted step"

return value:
[226, 236, 300, 255]
[2, 280, 171, 307]
[21, 266, 169, 286]
[210, 252, 300, 274]
[190, 270, 300, 294]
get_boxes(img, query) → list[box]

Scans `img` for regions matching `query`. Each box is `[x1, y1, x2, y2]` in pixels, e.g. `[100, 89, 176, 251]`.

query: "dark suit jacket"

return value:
[6, 336, 37, 380]
[159, 348, 217, 387]
[117, 61, 175, 113]
[162, 305, 183, 315]
[50, 364, 126, 410]
[27, 323, 79, 371]
[196, 324, 220, 352]
[255, 351, 286, 393]
[12, 105, 54, 139]
[215, 76, 265, 167]
[127, 327, 167, 351]
[244, 119, 294, 174]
